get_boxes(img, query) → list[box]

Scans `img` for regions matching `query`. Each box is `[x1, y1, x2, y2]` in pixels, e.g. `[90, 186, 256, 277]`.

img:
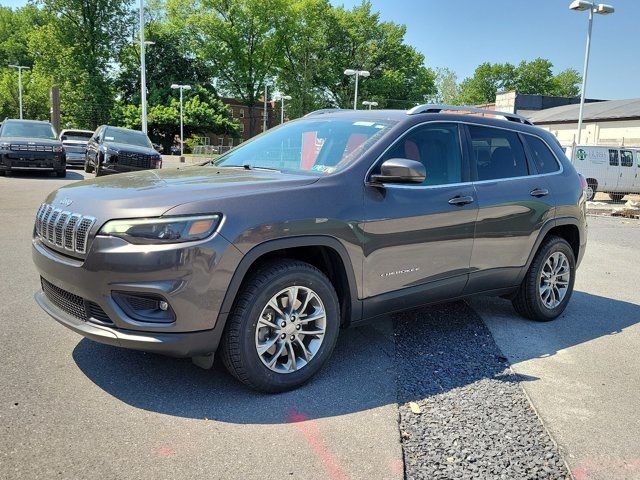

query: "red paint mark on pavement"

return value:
[288, 410, 348, 480]
[158, 446, 175, 457]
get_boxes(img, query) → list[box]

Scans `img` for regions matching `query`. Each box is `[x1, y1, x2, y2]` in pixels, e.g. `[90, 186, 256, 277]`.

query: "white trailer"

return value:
[565, 145, 640, 201]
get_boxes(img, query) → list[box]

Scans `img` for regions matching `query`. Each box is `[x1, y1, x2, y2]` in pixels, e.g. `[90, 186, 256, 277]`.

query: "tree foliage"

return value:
[454, 58, 582, 105]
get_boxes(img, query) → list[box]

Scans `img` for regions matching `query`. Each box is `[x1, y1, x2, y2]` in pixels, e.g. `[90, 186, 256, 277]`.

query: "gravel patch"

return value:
[394, 301, 570, 479]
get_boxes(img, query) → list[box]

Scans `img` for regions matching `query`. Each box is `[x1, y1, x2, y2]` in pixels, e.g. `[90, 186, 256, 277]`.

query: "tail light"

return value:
[578, 173, 588, 192]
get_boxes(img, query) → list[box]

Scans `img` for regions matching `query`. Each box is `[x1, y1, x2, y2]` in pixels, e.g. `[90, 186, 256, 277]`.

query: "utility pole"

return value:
[50, 86, 61, 133]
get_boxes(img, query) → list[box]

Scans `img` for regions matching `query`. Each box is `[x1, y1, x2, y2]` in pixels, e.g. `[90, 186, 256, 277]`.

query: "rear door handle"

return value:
[448, 195, 474, 206]
[530, 188, 549, 197]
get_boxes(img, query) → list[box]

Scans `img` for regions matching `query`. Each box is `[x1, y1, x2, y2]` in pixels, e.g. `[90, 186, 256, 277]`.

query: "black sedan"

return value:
[84, 126, 162, 176]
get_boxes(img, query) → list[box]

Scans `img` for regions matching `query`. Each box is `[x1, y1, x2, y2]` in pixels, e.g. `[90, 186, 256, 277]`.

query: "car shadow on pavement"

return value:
[468, 290, 640, 363]
[71, 292, 638, 425]
[4, 170, 85, 180]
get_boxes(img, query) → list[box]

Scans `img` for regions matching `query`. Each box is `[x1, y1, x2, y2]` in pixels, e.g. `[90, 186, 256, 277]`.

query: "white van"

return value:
[565, 145, 640, 201]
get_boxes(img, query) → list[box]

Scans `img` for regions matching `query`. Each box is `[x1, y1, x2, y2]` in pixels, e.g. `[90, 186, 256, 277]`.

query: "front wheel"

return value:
[512, 236, 576, 321]
[84, 159, 93, 173]
[220, 259, 340, 393]
[56, 169, 66, 178]
[608, 193, 626, 202]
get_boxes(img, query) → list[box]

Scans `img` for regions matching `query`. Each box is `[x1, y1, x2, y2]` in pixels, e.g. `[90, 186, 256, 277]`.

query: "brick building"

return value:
[203, 97, 280, 149]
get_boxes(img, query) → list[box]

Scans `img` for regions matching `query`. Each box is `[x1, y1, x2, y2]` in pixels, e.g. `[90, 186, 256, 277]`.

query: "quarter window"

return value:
[524, 136, 560, 174]
[621, 150, 633, 167]
[609, 150, 619, 166]
[468, 125, 529, 180]
[379, 123, 463, 186]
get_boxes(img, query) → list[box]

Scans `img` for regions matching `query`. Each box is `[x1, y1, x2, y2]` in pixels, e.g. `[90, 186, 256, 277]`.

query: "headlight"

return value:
[53, 145, 64, 153]
[99, 214, 221, 244]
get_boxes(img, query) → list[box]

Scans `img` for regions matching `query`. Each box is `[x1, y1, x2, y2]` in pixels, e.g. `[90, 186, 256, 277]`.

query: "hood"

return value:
[44, 166, 320, 224]
[104, 141, 156, 155]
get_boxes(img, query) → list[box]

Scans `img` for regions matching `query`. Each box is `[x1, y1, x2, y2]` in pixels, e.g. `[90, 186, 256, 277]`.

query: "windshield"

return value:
[63, 131, 93, 142]
[214, 118, 395, 175]
[104, 127, 152, 148]
[1, 122, 57, 140]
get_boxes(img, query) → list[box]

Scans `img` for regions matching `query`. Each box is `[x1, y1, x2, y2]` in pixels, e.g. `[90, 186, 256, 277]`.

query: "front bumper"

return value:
[1, 153, 65, 171]
[32, 232, 242, 356]
[65, 153, 85, 166]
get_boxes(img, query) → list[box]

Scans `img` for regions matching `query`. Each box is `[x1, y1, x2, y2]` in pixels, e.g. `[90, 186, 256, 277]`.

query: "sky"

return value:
[3, 0, 638, 100]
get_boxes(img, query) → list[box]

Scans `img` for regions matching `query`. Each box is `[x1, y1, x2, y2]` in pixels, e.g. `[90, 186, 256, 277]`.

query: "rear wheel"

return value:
[585, 179, 597, 201]
[608, 193, 626, 202]
[512, 236, 576, 321]
[220, 259, 340, 393]
[84, 159, 93, 173]
[56, 169, 66, 178]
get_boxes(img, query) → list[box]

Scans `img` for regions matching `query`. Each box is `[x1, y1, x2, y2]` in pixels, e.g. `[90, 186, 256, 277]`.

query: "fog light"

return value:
[159, 300, 169, 311]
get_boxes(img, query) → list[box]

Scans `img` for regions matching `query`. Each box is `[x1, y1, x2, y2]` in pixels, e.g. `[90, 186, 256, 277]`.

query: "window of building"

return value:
[239, 123, 245, 133]
[468, 125, 529, 180]
[239, 109, 245, 118]
[621, 150, 633, 167]
[218, 137, 224, 146]
[524, 135, 560, 174]
[609, 149, 619, 166]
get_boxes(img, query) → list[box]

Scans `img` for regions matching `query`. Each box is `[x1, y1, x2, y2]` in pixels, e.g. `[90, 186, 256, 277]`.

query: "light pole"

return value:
[171, 84, 191, 156]
[362, 100, 378, 110]
[139, 0, 153, 134]
[569, 0, 614, 145]
[9, 65, 29, 119]
[274, 94, 292, 124]
[263, 83, 270, 132]
[344, 69, 370, 110]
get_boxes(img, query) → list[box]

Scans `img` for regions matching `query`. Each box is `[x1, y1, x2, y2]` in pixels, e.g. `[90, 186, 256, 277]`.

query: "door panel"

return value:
[363, 122, 477, 303]
[464, 125, 555, 293]
[618, 150, 635, 191]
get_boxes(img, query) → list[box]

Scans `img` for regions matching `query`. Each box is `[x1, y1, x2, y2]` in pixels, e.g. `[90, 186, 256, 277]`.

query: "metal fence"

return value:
[563, 145, 640, 207]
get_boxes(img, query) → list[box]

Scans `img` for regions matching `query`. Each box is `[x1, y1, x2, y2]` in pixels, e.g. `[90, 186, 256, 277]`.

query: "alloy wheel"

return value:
[254, 286, 326, 374]
[538, 251, 571, 309]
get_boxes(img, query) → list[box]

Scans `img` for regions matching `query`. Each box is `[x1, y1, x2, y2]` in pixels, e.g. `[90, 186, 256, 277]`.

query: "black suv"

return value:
[84, 125, 162, 176]
[32, 105, 587, 392]
[0, 119, 66, 177]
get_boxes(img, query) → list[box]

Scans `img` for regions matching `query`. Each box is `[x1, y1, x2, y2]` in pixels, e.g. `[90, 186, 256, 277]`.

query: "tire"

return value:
[512, 236, 576, 322]
[220, 259, 340, 393]
[585, 179, 597, 201]
[95, 162, 102, 177]
[608, 193, 626, 202]
[84, 159, 93, 173]
[56, 169, 66, 178]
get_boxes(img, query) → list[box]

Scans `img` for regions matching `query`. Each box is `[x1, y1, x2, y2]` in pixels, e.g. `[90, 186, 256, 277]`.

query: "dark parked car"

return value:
[32, 105, 587, 392]
[84, 125, 162, 176]
[0, 119, 65, 177]
[59, 129, 93, 167]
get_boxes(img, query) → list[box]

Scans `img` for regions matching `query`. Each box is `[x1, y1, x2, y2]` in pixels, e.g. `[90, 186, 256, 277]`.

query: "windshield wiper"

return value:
[218, 164, 281, 172]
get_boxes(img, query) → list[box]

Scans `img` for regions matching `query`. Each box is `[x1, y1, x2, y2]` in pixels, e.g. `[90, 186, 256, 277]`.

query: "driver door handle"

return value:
[530, 188, 549, 197]
[448, 195, 474, 206]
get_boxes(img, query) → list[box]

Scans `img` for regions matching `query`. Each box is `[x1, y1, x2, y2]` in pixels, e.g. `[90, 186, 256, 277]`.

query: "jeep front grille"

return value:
[35, 203, 95, 255]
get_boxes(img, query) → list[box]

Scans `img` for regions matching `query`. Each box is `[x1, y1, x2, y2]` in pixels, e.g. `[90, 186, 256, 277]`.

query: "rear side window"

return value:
[525, 136, 560, 174]
[621, 150, 633, 167]
[468, 125, 529, 181]
[609, 150, 619, 166]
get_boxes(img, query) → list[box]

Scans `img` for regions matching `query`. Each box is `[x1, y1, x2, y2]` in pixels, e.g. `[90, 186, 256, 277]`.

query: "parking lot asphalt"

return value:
[2, 167, 638, 480]
[470, 216, 640, 480]
[0, 169, 403, 480]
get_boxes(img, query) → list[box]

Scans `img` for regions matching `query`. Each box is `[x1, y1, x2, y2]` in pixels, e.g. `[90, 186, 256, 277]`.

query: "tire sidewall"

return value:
[236, 268, 340, 391]
[531, 239, 576, 320]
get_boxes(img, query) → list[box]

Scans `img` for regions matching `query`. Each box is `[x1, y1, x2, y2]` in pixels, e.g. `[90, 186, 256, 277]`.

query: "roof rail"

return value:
[407, 104, 533, 126]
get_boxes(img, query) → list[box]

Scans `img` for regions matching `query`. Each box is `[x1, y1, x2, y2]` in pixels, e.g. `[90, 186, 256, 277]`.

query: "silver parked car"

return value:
[59, 129, 93, 167]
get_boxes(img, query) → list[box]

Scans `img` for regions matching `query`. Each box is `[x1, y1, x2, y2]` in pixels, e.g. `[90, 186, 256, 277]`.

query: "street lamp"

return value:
[139, 0, 154, 133]
[171, 84, 191, 156]
[362, 100, 378, 110]
[344, 69, 370, 110]
[263, 83, 271, 132]
[8, 65, 29, 119]
[274, 94, 292, 124]
[569, 0, 615, 144]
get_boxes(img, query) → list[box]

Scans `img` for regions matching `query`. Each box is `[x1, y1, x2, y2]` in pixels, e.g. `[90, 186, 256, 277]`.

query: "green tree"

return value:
[550, 68, 582, 97]
[455, 62, 516, 105]
[114, 87, 239, 151]
[428, 67, 459, 105]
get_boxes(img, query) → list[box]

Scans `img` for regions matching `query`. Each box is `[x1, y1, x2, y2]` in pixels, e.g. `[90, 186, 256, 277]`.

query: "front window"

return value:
[214, 118, 395, 175]
[1, 122, 57, 140]
[621, 150, 633, 167]
[104, 127, 152, 148]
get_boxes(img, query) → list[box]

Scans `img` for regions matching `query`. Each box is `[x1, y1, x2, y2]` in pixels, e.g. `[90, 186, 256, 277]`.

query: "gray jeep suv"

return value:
[32, 105, 587, 392]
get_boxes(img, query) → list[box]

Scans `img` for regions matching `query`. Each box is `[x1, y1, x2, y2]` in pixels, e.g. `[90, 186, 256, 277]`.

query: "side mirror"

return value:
[60, 135, 67, 141]
[370, 158, 426, 185]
